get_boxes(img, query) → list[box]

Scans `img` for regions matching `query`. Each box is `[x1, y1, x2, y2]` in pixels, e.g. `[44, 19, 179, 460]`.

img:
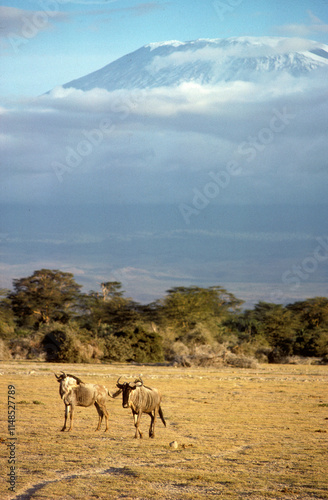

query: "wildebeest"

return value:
[116, 377, 166, 438]
[55, 372, 119, 432]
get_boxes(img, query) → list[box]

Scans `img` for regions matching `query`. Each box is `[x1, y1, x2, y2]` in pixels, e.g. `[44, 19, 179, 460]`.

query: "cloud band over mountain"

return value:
[1, 36, 328, 305]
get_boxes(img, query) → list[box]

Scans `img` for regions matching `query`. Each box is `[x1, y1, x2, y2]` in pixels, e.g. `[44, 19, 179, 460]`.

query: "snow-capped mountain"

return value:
[62, 37, 328, 92]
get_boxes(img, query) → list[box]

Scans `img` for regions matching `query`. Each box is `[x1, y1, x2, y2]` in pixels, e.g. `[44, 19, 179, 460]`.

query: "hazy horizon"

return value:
[1, 202, 327, 308]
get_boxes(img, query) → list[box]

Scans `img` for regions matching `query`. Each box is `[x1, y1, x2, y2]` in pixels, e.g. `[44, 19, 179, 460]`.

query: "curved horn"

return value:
[134, 376, 143, 386]
[116, 376, 124, 388]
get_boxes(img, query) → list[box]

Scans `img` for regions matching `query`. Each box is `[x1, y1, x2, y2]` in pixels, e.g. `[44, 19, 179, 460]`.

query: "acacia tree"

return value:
[9, 269, 82, 327]
[156, 286, 243, 331]
[82, 281, 140, 333]
[100, 281, 124, 301]
[287, 297, 328, 356]
[287, 297, 328, 330]
[0, 289, 15, 338]
[238, 302, 300, 360]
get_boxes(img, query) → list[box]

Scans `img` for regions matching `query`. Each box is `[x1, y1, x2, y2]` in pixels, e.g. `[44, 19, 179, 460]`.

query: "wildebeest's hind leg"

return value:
[94, 401, 104, 431]
[95, 402, 108, 432]
[103, 405, 109, 431]
[159, 406, 166, 427]
[149, 410, 157, 438]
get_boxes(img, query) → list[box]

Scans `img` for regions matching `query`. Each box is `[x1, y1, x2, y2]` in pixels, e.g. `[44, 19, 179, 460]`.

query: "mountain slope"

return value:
[62, 37, 328, 92]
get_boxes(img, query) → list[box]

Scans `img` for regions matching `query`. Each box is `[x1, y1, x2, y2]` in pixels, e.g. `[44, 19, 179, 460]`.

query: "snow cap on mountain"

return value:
[61, 36, 328, 93]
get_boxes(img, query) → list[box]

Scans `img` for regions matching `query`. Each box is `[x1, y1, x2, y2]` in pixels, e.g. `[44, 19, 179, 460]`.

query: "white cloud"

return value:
[146, 38, 323, 75]
[274, 37, 319, 52]
[0, 6, 69, 57]
[0, 6, 68, 38]
[1, 65, 327, 207]
[35, 70, 321, 128]
[277, 10, 328, 37]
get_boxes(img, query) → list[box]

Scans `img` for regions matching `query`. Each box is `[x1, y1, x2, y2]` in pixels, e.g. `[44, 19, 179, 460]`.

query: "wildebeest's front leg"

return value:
[94, 402, 103, 431]
[61, 404, 69, 431]
[133, 410, 143, 438]
[68, 404, 74, 431]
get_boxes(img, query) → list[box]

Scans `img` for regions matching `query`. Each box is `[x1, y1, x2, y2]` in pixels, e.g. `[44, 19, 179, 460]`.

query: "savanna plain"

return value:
[1, 361, 327, 500]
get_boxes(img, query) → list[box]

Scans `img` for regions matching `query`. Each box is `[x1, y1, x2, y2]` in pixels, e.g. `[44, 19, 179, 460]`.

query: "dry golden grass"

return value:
[1, 361, 327, 499]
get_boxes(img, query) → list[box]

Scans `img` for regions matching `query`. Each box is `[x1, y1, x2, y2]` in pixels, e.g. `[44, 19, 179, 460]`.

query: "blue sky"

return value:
[1, 0, 328, 306]
[1, 0, 328, 97]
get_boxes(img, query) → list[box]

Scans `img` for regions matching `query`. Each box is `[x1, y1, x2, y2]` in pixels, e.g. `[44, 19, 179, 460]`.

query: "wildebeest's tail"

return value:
[159, 406, 166, 427]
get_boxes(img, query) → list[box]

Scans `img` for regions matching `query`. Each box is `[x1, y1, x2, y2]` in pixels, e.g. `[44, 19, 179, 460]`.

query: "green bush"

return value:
[103, 333, 134, 362]
[41, 322, 103, 363]
[102, 325, 164, 363]
[4, 269, 328, 365]
[0, 339, 12, 360]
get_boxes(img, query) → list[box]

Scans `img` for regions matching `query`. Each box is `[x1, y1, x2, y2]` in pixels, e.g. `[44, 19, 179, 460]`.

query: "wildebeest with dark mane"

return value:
[55, 372, 119, 432]
[116, 377, 166, 438]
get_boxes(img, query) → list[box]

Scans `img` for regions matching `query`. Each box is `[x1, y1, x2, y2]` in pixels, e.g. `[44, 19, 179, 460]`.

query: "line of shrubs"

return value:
[1, 270, 327, 366]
